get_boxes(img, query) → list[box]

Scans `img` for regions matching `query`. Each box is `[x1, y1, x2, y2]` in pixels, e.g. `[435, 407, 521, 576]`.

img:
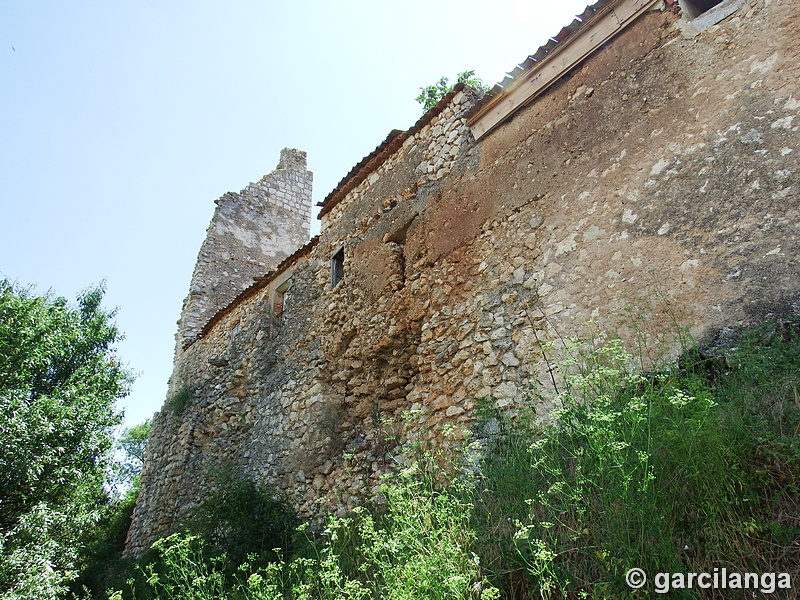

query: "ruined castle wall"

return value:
[294, 0, 799, 490]
[320, 86, 483, 234]
[128, 0, 799, 555]
[177, 148, 312, 348]
[127, 85, 488, 553]
[126, 246, 319, 555]
[467, 0, 800, 383]
[126, 148, 314, 554]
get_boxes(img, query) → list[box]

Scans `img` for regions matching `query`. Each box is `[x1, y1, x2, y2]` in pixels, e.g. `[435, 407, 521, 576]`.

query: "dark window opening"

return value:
[680, 0, 725, 20]
[331, 247, 345, 288]
[229, 323, 242, 355]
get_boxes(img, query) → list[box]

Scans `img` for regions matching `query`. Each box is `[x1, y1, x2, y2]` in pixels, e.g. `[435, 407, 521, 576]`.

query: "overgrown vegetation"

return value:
[70, 487, 140, 599]
[6, 295, 798, 598]
[77, 320, 798, 600]
[71, 419, 152, 598]
[183, 466, 301, 569]
[416, 70, 489, 111]
[163, 384, 193, 416]
[102, 462, 499, 600]
[471, 324, 800, 598]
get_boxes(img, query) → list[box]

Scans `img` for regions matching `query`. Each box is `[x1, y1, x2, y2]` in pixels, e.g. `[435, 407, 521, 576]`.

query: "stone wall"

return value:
[177, 148, 312, 347]
[125, 243, 318, 555]
[127, 0, 799, 555]
[126, 149, 313, 555]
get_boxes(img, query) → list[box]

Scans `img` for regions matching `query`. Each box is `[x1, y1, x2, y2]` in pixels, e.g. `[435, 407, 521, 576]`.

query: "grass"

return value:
[163, 384, 192, 416]
[471, 322, 800, 599]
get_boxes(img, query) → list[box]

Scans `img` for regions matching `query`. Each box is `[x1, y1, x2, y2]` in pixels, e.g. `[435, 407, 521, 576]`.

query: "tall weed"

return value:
[110, 459, 498, 600]
[484, 326, 800, 599]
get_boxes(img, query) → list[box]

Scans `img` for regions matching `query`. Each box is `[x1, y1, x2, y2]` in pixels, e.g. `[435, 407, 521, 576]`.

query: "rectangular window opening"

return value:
[331, 247, 345, 288]
[273, 292, 285, 316]
[273, 279, 291, 318]
[268, 279, 292, 338]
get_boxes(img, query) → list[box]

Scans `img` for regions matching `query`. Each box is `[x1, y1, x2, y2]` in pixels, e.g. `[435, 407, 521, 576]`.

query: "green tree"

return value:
[0, 280, 132, 599]
[69, 420, 151, 600]
[116, 419, 151, 493]
[415, 69, 488, 111]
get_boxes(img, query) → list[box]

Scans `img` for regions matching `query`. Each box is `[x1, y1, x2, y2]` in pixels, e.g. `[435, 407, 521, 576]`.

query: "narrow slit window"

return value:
[331, 247, 345, 288]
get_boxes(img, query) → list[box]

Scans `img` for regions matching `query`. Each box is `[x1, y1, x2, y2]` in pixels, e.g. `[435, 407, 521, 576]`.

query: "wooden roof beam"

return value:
[468, 0, 663, 140]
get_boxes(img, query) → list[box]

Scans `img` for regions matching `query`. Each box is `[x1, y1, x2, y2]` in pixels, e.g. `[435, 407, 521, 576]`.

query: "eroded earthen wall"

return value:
[127, 0, 799, 555]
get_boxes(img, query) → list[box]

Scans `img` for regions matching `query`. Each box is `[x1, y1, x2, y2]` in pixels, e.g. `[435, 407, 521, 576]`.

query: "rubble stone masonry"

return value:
[177, 148, 312, 347]
[126, 0, 799, 555]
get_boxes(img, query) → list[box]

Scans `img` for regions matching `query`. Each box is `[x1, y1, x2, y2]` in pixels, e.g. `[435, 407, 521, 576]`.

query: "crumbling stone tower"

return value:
[177, 147, 312, 347]
[125, 149, 312, 553]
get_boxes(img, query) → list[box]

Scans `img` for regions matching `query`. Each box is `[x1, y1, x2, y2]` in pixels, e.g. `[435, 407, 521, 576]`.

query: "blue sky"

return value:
[1, 0, 591, 429]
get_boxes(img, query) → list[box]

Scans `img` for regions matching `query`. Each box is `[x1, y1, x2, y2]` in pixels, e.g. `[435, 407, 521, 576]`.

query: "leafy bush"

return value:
[70, 418, 151, 599]
[109, 461, 499, 600]
[68, 491, 139, 599]
[184, 467, 301, 568]
[415, 70, 488, 111]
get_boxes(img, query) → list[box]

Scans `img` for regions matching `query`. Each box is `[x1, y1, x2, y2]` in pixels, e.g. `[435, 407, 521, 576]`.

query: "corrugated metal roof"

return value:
[464, 0, 616, 120]
[465, 0, 679, 134]
[317, 130, 408, 218]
